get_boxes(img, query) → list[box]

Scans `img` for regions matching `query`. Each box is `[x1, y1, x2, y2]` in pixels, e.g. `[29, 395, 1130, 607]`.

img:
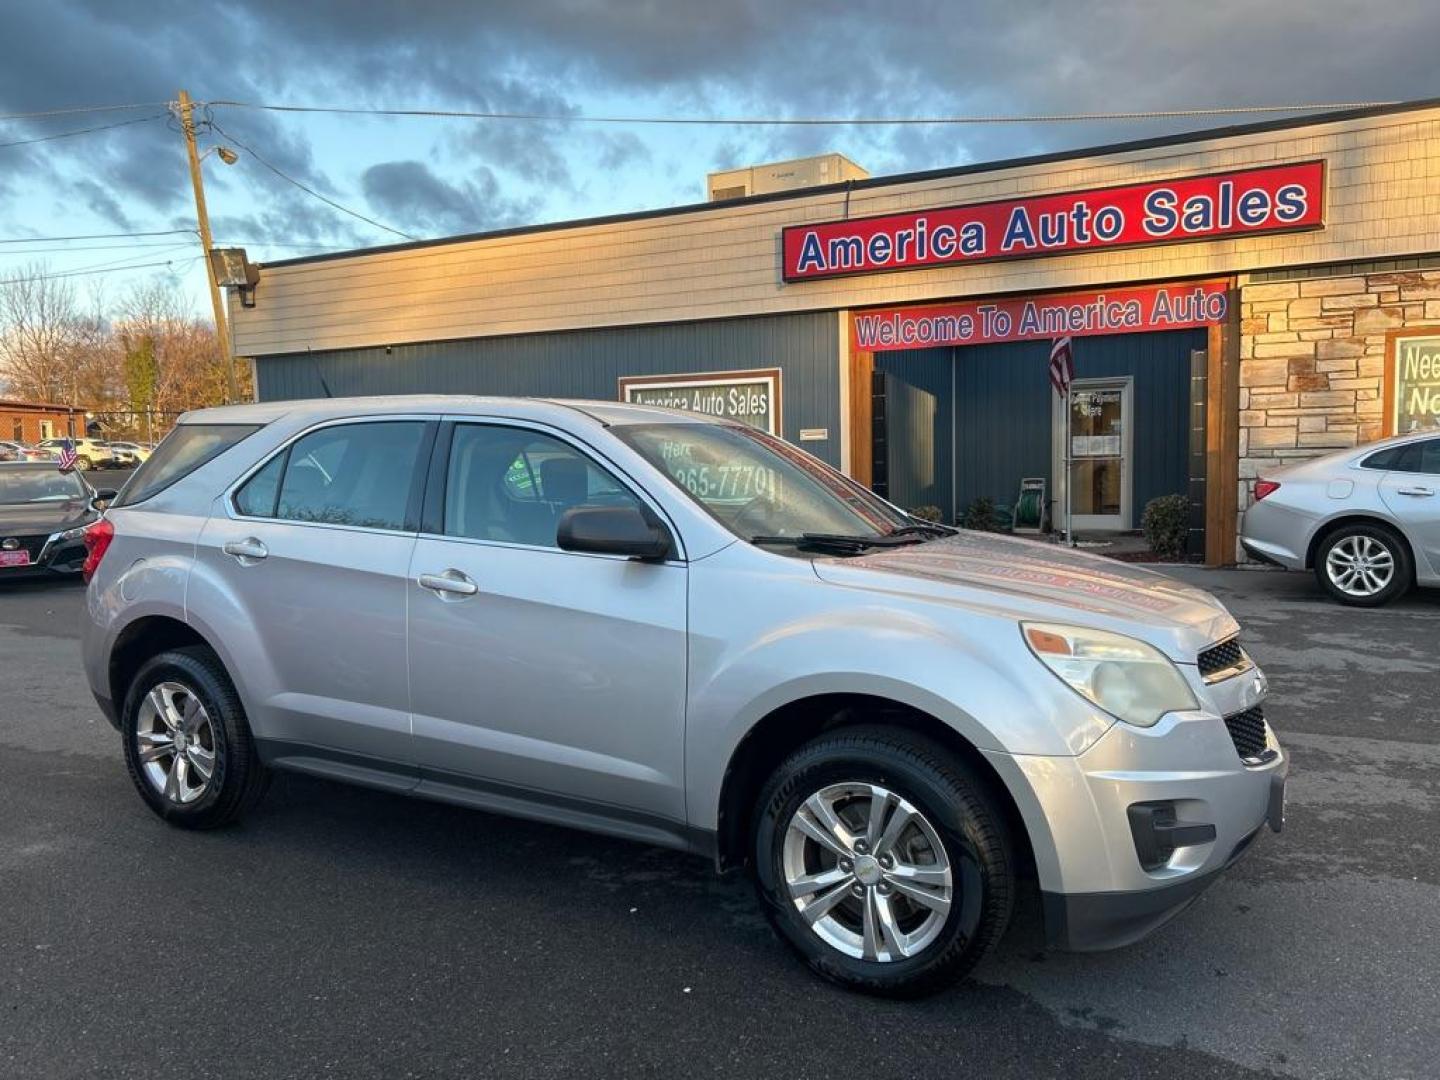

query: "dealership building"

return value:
[229, 99, 1440, 563]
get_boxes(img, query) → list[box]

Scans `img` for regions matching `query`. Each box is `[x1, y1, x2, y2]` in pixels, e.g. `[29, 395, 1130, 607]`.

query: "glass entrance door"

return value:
[1065, 380, 1131, 531]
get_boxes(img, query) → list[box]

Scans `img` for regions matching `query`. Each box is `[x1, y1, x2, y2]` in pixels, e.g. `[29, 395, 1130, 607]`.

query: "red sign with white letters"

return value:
[783, 161, 1325, 281]
[850, 280, 1230, 352]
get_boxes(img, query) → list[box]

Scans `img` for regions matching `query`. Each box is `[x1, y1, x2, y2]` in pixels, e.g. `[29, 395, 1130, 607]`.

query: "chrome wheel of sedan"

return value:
[135, 681, 217, 804]
[1324, 534, 1395, 598]
[783, 782, 953, 962]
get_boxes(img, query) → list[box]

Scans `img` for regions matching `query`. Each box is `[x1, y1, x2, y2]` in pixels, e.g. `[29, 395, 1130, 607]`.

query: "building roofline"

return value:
[262, 96, 1440, 271]
[0, 399, 88, 412]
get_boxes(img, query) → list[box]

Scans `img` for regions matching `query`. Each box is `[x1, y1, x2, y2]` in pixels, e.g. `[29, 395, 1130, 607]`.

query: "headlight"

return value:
[1022, 622, 1198, 728]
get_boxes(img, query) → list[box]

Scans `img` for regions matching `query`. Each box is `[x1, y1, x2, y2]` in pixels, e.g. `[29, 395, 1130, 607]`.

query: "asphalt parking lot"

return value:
[2, 566, 1437, 1080]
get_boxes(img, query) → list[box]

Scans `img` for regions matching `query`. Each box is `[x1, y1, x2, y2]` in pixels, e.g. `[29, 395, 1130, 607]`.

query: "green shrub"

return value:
[908, 504, 944, 523]
[1141, 494, 1191, 558]
[961, 496, 1004, 532]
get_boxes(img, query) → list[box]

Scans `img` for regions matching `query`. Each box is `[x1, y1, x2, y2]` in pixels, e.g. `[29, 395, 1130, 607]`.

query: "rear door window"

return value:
[244, 421, 428, 531]
[114, 424, 260, 507]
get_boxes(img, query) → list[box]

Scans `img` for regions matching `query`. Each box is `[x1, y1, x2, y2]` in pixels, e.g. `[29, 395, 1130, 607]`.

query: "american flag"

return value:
[56, 438, 78, 472]
[1048, 335, 1075, 397]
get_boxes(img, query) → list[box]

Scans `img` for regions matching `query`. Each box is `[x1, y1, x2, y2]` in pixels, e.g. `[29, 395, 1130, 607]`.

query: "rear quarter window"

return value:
[113, 424, 260, 507]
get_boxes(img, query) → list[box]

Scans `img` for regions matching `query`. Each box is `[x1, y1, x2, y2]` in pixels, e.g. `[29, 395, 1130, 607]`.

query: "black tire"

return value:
[752, 726, 1014, 997]
[1314, 522, 1411, 607]
[75, 456, 93, 471]
[120, 646, 269, 829]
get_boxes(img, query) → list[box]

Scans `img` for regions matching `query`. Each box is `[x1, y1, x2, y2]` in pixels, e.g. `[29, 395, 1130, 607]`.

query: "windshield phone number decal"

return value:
[783, 161, 1324, 281]
[654, 438, 778, 501]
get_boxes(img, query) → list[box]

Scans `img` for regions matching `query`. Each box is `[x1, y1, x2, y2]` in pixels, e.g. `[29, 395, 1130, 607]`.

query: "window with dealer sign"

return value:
[1390, 331, 1440, 434]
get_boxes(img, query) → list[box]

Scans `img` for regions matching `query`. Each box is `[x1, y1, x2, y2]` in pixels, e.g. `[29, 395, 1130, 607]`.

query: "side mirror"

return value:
[91, 488, 119, 513]
[557, 506, 673, 561]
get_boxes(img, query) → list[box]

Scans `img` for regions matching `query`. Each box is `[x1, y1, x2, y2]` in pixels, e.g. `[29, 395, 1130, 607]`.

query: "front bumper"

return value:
[983, 663, 1286, 950]
[1043, 767, 1285, 950]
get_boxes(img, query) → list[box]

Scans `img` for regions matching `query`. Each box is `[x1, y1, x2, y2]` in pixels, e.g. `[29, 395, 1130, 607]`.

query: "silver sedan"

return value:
[1241, 431, 1440, 605]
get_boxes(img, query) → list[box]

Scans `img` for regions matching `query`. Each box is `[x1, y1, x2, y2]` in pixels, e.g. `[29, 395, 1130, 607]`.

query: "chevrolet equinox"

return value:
[82, 396, 1286, 996]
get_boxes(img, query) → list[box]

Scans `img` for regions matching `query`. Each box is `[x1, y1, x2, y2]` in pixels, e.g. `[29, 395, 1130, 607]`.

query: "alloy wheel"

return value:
[135, 681, 217, 804]
[1325, 534, 1395, 598]
[782, 782, 953, 962]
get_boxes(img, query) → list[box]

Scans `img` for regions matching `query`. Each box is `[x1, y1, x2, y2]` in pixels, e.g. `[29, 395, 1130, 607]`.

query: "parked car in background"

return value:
[0, 441, 58, 462]
[105, 441, 153, 468]
[83, 397, 1284, 996]
[0, 462, 111, 579]
[1242, 429, 1440, 606]
[37, 436, 116, 471]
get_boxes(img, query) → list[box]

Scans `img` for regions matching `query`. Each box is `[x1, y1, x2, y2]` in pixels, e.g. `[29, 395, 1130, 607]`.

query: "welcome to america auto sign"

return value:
[782, 161, 1325, 282]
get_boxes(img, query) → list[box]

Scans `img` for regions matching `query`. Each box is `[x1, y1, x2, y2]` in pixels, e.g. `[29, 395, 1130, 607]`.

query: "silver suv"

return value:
[82, 396, 1286, 995]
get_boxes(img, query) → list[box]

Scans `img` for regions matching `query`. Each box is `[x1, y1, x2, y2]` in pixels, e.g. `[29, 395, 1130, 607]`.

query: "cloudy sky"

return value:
[2, 0, 1436, 312]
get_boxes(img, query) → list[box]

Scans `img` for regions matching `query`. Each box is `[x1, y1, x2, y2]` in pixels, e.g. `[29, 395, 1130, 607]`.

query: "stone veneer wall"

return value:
[1236, 262, 1440, 556]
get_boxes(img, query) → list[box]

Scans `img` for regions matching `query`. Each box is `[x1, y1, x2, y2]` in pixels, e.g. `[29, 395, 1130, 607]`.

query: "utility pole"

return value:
[176, 89, 240, 404]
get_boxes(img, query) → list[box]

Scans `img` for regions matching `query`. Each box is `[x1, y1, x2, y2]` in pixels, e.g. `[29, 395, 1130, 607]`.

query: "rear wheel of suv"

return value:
[120, 647, 269, 829]
[1314, 523, 1411, 607]
[752, 727, 1014, 997]
[75, 456, 93, 471]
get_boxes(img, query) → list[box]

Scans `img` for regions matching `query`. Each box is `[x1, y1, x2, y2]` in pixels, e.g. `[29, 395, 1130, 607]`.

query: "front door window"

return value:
[1066, 382, 1130, 529]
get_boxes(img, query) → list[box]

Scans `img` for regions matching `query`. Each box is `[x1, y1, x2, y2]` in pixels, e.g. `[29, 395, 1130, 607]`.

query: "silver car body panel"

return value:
[84, 394, 1285, 949]
[1241, 430, 1440, 583]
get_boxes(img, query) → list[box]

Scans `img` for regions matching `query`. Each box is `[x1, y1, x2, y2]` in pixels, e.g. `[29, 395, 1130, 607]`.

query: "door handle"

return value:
[418, 569, 479, 597]
[222, 537, 268, 563]
[1395, 486, 1435, 497]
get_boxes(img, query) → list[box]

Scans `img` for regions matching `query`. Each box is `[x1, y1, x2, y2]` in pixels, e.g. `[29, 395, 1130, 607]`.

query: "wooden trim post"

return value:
[1205, 282, 1242, 565]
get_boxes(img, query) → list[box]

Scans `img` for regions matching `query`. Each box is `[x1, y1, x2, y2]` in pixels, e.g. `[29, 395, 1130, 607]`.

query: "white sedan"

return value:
[1242, 430, 1440, 605]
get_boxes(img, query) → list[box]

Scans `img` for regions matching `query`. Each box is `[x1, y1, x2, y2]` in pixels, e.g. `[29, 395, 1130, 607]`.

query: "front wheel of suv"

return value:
[752, 727, 1014, 997]
[120, 646, 269, 829]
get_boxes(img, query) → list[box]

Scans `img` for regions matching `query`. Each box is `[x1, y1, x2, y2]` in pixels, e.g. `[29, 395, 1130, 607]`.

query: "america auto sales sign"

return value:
[782, 161, 1325, 282]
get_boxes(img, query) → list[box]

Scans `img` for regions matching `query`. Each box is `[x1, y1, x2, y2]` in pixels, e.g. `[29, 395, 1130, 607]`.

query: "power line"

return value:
[208, 120, 418, 241]
[0, 113, 166, 150]
[207, 98, 1403, 127]
[0, 229, 194, 245]
[0, 254, 201, 287]
[0, 102, 170, 122]
[0, 240, 203, 255]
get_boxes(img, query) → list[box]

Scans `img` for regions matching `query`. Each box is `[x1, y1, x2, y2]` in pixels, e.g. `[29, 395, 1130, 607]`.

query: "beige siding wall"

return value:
[232, 107, 1440, 357]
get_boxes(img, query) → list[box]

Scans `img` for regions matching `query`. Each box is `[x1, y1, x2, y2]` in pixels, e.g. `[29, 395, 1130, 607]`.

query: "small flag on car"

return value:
[57, 438, 78, 472]
[1048, 336, 1075, 397]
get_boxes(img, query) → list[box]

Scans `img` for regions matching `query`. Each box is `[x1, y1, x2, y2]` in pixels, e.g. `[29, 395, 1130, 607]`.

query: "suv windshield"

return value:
[615, 422, 915, 548]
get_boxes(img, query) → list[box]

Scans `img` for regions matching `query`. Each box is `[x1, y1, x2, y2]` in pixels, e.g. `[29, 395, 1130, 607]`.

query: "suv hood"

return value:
[812, 531, 1237, 663]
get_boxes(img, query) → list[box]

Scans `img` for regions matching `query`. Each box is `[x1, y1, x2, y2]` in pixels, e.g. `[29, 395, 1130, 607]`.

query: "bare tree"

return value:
[1, 266, 243, 440]
[0, 263, 94, 405]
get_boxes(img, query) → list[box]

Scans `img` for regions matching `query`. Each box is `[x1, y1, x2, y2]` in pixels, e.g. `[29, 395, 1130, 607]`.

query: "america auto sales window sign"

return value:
[783, 161, 1325, 282]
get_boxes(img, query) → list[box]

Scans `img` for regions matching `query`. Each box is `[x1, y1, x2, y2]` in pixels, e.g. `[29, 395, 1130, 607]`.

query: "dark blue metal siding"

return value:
[252, 312, 843, 465]
[953, 329, 1205, 524]
[874, 348, 954, 516]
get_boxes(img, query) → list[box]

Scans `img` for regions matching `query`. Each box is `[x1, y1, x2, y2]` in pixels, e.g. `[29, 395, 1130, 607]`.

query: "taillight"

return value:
[1253, 479, 1281, 502]
[82, 518, 115, 583]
